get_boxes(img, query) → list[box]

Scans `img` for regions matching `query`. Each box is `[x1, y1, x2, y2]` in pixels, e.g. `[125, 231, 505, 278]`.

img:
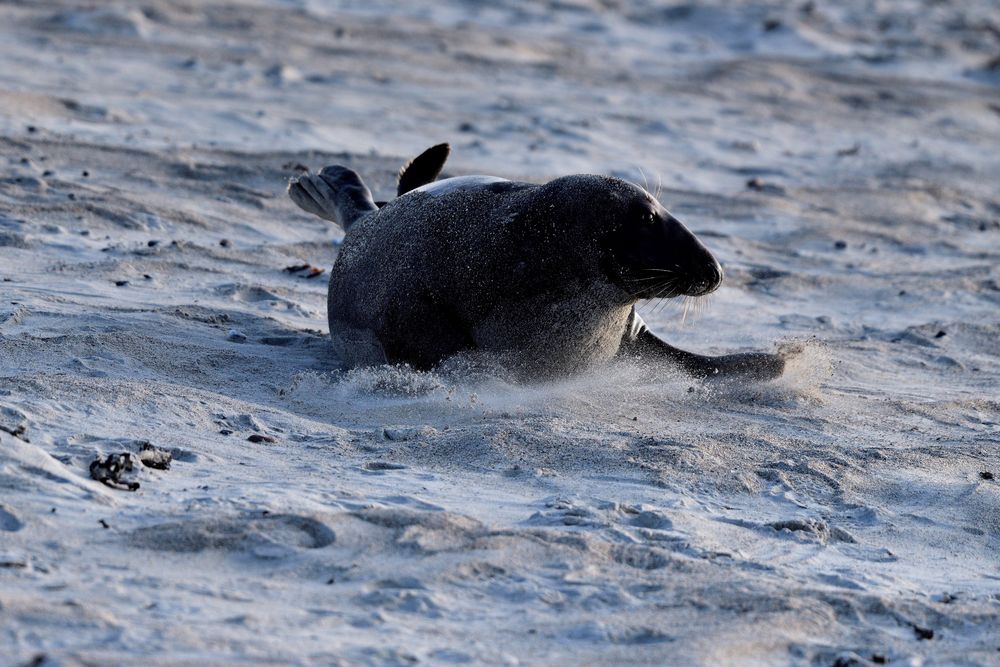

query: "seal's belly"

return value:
[329, 320, 387, 368]
[474, 293, 632, 378]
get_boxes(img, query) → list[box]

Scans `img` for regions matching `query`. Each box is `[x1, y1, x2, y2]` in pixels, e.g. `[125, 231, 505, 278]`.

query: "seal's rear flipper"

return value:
[397, 143, 450, 196]
[288, 165, 377, 231]
[619, 309, 785, 382]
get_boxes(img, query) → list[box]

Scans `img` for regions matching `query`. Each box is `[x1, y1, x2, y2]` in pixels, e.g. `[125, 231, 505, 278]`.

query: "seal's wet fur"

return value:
[288, 144, 785, 381]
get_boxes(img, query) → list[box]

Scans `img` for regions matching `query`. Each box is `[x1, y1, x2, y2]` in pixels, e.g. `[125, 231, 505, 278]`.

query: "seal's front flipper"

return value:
[288, 165, 377, 231]
[618, 309, 785, 382]
[397, 143, 450, 196]
[679, 348, 786, 382]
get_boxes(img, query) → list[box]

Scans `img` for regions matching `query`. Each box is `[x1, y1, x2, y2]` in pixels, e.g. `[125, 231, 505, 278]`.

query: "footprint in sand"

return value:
[0, 504, 25, 532]
[129, 513, 335, 557]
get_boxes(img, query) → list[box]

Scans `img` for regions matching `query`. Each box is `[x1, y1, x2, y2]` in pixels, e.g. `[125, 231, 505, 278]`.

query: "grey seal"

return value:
[288, 143, 785, 381]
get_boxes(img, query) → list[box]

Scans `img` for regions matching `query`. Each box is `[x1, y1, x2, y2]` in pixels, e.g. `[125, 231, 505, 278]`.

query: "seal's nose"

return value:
[706, 259, 723, 291]
[686, 260, 723, 296]
[659, 212, 724, 297]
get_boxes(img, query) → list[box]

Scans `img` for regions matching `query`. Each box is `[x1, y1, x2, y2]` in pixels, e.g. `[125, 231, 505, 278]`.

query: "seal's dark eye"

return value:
[643, 211, 656, 225]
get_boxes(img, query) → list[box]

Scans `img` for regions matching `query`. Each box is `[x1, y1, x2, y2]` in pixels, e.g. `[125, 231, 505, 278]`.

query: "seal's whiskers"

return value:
[678, 294, 713, 324]
[636, 165, 649, 194]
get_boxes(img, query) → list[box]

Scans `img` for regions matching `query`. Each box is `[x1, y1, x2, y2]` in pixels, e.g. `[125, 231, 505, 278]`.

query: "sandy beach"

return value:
[1, 1, 999, 665]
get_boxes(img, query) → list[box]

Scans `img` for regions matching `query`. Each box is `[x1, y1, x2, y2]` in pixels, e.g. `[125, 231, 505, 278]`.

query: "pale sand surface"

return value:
[1, 1, 999, 665]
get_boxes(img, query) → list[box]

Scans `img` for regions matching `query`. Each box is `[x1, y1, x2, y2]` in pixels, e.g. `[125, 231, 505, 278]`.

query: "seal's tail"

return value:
[287, 165, 377, 231]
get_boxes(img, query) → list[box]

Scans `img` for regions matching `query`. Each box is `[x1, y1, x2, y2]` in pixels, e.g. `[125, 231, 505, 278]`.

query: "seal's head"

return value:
[533, 175, 723, 301]
[601, 181, 723, 299]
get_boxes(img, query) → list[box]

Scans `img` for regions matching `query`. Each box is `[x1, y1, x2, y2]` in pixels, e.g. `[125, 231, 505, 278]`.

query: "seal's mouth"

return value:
[622, 260, 723, 300]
